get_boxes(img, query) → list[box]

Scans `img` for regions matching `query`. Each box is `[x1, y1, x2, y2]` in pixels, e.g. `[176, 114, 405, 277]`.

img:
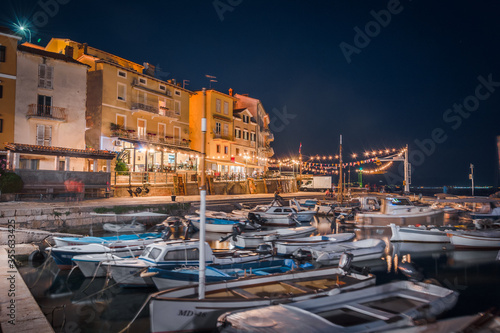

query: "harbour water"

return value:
[17, 215, 500, 332]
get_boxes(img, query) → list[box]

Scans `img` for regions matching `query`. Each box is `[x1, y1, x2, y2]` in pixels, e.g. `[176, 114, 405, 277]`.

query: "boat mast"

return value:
[198, 88, 207, 299]
[338, 134, 343, 204]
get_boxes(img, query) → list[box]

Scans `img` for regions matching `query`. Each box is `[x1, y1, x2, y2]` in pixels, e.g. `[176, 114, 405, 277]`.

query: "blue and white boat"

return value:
[148, 259, 299, 290]
[53, 232, 163, 248]
[48, 243, 144, 270]
[103, 239, 276, 287]
[186, 215, 260, 233]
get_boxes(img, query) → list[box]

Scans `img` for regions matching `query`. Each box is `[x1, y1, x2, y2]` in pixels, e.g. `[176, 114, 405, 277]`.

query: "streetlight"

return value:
[20, 26, 31, 43]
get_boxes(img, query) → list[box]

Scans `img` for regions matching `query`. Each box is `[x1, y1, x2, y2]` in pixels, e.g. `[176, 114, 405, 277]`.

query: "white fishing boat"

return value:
[102, 239, 275, 287]
[314, 196, 380, 216]
[449, 229, 500, 249]
[272, 233, 356, 256]
[389, 223, 454, 243]
[149, 264, 375, 333]
[72, 253, 125, 277]
[186, 215, 260, 233]
[92, 211, 167, 233]
[217, 280, 458, 333]
[232, 199, 316, 223]
[355, 197, 444, 227]
[229, 226, 317, 249]
[47, 243, 144, 270]
[302, 238, 387, 266]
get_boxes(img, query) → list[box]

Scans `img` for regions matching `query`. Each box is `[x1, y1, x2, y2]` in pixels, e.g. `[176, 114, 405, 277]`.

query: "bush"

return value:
[0, 172, 24, 193]
[115, 160, 129, 175]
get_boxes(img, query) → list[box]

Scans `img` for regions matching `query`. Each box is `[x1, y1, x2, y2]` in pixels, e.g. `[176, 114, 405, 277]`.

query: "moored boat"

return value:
[217, 280, 458, 333]
[355, 197, 444, 227]
[272, 232, 356, 256]
[53, 232, 163, 248]
[449, 229, 500, 249]
[389, 223, 455, 243]
[230, 226, 317, 249]
[149, 265, 375, 333]
[302, 238, 387, 266]
[186, 215, 260, 233]
[48, 243, 144, 270]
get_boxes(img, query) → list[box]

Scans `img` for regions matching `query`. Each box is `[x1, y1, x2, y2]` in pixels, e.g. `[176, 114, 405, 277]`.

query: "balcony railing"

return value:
[111, 127, 190, 147]
[213, 132, 233, 141]
[26, 104, 67, 121]
[131, 102, 180, 118]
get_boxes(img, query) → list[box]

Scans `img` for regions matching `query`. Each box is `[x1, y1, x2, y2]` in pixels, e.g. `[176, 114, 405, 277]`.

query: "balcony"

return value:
[213, 132, 233, 141]
[111, 127, 190, 147]
[131, 102, 180, 119]
[26, 104, 67, 122]
[266, 132, 274, 141]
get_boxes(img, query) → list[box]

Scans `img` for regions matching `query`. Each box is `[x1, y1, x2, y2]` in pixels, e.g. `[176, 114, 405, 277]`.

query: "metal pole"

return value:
[338, 135, 343, 203]
[404, 144, 410, 193]
[198, 88, 207, 299]
[470, 163, 474, 196]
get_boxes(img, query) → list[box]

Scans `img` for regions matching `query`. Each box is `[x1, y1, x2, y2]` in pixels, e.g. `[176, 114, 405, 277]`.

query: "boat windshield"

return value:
[147, 248, 162, 260]
[389, 198, 412, 206]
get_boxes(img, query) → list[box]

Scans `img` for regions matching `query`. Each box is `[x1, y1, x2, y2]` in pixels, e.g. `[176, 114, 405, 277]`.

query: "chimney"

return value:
[83, 43, 88, 55]
[64, 45, 74, 58]
[143, 62, 155, 77]
[228, 88, 233, 96]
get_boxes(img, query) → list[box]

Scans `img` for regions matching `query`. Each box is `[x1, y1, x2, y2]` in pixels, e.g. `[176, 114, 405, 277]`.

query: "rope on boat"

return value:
[117, 294, 153, 333]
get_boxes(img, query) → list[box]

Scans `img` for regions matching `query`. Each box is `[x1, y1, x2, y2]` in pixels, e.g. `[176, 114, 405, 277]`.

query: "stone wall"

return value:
[0, 202, 190, 233]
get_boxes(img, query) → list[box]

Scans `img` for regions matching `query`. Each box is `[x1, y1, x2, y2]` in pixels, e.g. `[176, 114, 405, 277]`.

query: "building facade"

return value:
[0, 27, 22, 151]
[234, 93, 274, 170]
[232, 107, 260, 176]
[12, 44, 89, 171]
[45, 39, 198, 174]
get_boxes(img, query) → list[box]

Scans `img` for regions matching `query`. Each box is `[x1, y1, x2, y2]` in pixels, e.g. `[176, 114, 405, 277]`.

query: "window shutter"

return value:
[36, 125, 44, 145]
[175, 101, 181, 115]
[46, 66, 53, 89]
[39, 65, 46, 88]
[45, 125, 52, 146]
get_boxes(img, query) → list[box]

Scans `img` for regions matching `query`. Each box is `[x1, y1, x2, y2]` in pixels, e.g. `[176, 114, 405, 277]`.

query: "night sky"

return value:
[3, 0, 500, 186]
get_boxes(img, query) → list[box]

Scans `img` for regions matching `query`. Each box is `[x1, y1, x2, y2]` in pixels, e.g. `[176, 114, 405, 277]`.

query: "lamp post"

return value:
[20, 26, 31, 43]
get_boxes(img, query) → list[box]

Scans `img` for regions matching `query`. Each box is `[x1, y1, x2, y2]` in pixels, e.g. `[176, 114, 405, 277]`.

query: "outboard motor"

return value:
[255, 244, 273, 255]
[161, 228, 173, 241]
[293, 248, 313, 261]
[339, 252, 371, 276]
[248, 212, 264, 224]
[184, 220, 196, 240]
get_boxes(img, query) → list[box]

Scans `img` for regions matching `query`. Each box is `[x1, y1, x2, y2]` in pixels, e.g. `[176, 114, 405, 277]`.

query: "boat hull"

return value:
[390, 223, 451, 243]
[356, 210, 445, 227]
[450, 232, 500, 249]
[273, 233, 356, 256]
[311, 239, 387, 266]
[149, 267, 375, 333]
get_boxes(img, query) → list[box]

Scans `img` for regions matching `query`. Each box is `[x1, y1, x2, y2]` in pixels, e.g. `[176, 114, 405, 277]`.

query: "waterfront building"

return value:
[232, 107, 261, 176]
[0, 27, 22, 152]
[233, 92, 274, 170]
[45, 39, 199, 175]
[189, 89, 237, 176]
[11, 43, 90, 171]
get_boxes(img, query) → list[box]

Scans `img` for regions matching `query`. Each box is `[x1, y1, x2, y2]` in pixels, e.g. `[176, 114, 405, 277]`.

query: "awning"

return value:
[5, 143, 117, 160]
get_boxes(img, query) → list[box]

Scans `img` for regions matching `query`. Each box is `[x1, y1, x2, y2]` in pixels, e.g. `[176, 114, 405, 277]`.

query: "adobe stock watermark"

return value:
[339, 0, 408, 64]
[269, 106, 297, 133]
[213, 0, 243, 22]
[31, 0, 71, 29]
[385, 73, 499, 185]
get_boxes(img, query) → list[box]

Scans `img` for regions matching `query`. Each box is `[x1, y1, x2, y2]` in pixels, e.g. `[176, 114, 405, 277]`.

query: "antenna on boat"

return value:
[199, 88, 207, 299]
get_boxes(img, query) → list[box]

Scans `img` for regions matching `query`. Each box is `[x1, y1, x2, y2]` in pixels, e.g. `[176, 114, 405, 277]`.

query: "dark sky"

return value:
[3, 0, 500, 186]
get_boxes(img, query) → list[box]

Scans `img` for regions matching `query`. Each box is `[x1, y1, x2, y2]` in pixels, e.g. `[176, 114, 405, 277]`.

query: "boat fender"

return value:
[28, 249, 48, 263]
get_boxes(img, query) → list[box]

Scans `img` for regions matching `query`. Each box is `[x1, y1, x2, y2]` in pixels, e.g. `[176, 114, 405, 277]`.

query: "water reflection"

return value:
[17, 215, 500, 332]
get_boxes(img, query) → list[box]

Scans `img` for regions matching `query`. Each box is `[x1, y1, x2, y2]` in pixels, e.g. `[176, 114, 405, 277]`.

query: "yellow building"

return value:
[0, 27, 22, 151]
[45, 39, 198, 173]
[190, 89, 239, 175]
[232, 107, 261, 176]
